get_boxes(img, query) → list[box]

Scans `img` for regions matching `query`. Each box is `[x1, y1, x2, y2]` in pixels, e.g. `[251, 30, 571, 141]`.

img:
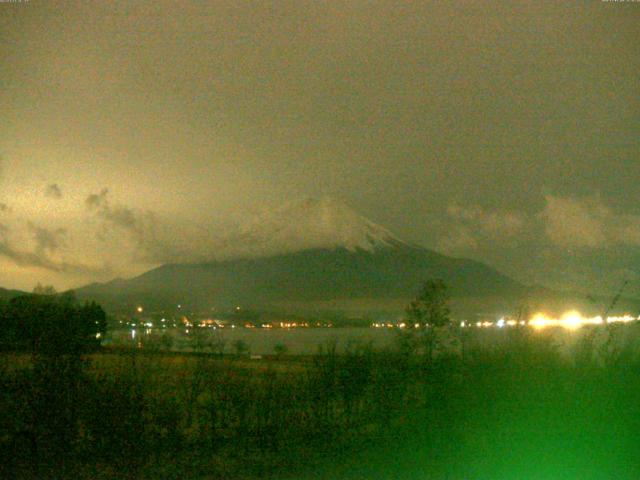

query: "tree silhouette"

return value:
[0, 291, 107, 354]
[32, 283, 57, 296]
[405, 279, 451, 328]
[405, 279, 451, 360]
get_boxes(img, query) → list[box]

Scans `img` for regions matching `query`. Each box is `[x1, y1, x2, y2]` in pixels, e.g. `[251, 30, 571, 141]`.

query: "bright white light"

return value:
[561, 311, 585, 330]
[497, 318, 505, 328]
[529, 311, 637, 330]
[607, 315, 635, 324]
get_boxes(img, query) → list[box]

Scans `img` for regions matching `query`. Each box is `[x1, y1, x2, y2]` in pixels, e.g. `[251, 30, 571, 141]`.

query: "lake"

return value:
[105, 322, 640, 357]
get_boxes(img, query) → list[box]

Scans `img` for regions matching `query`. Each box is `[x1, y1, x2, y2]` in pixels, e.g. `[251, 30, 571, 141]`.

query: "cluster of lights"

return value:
[278, 321, 310, 328]
[198, 319, 228, 328]
[373, 311, 639, 331]
[372, 322, 399, 328]
[130, 305, 638, 334]
[131, 305, 335, 331]
[527, 311, 637, 330]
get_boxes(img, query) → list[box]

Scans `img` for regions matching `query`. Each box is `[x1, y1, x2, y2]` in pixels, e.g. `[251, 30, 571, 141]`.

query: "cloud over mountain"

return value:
[213, 196, 402, 260]
[540, 195, 640, 250]
[85, 188, 202, 264]
[439, 204, 525, 254]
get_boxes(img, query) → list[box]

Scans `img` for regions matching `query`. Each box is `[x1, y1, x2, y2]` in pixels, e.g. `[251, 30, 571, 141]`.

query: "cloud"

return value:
[443, 195, 640, 256]
[85, 188, 186, 263]
[45, 183, 63, 199]
[0, 222, 104, 274]
[85, 188, 109, 209]
[0, 246, 105, 274]
[86, 188, 146, 236]
[540, 195, 640, 249]
[0, 240, 63, 272]
[539, 195, 607, 248]
[439, 204, 525, 253]
[447, 204, 525, 238]
[28, 223, 66, 255]
[438, 224, 478, 254]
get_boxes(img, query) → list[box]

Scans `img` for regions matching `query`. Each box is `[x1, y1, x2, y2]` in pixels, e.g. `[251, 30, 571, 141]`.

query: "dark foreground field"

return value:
[1, 327, 640, 479]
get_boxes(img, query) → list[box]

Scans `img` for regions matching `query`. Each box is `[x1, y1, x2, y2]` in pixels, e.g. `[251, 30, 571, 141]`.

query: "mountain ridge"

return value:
[71, 197, 550, 317]
[76, 243, 529, 316]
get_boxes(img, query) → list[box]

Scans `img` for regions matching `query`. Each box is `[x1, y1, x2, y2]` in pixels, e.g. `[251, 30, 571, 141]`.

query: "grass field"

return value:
[1, 325, 640, 479]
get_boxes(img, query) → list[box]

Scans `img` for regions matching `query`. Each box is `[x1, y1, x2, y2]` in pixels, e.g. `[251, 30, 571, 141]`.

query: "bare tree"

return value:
[405, 279, 451, 360]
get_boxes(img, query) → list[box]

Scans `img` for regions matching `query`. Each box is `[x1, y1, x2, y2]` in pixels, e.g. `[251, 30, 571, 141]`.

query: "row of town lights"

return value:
[372, 311, 639, 330]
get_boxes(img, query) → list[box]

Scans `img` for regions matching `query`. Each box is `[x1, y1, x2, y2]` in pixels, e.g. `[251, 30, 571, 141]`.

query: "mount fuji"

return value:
[210, 196, 403, 259]
[75, 197, 529, 316]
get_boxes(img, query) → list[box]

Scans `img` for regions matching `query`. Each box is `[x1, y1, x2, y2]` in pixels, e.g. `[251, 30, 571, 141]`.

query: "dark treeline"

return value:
[0, 292, 108, 478]
[0, 292, 107, 354]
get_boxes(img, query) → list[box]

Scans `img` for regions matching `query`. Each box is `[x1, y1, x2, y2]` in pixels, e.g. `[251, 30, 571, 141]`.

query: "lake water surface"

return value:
[105, 323, 640, 357]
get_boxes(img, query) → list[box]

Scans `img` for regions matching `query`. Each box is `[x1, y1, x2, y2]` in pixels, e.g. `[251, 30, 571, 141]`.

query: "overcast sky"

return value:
[1, 1, 639, 295]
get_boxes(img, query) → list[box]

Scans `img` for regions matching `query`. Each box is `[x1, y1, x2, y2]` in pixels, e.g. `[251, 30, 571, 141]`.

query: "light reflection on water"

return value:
[108, 327, 395, 355]
[105, 323, 640, 356]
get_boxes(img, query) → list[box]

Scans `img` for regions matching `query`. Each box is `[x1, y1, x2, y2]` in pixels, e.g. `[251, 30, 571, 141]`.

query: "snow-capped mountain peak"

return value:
[215, 196, 403, 259]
